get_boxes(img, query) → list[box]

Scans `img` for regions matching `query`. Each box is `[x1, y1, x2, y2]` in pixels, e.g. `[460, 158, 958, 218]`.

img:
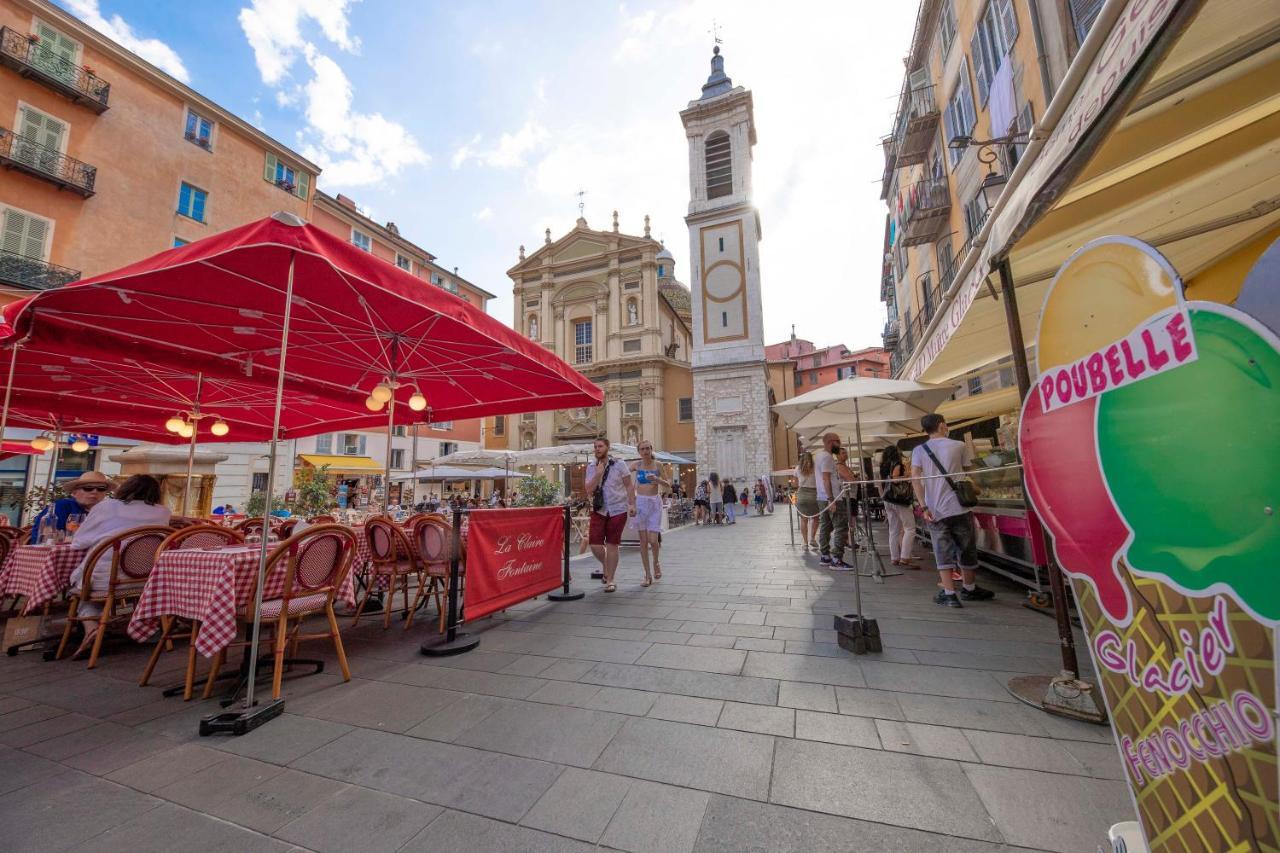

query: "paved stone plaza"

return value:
[0, 510, 1136, 852]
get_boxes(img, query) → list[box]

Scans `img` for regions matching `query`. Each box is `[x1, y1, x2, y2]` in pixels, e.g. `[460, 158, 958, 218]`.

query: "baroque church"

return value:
[503, 212, 695, 458]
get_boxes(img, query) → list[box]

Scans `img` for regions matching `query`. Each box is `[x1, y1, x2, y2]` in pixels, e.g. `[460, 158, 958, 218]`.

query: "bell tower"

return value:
[681, 45, 772, 484]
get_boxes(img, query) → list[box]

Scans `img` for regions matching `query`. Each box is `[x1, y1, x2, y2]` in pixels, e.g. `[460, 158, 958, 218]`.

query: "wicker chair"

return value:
[203, 524, 357, 700]
[409, 515, 455, 633]
[56, 525, 172, 668]
[137, 524, 246, 699]
[352, 515, 423, 630]
[306, 514, 336, 524]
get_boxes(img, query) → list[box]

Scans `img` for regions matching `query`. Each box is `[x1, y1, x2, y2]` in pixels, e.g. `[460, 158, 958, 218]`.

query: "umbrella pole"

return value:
[410, 425, 419, 507]
[382, 393, 396, 513]
[182, 372, 203, 518]
[217, 253, 295, 731]
[43, 422, 63, 500]
[0, 341, 20, 447]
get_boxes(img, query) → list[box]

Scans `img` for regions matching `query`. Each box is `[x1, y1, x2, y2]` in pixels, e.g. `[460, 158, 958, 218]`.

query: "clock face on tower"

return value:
[699, 221, 748, 343]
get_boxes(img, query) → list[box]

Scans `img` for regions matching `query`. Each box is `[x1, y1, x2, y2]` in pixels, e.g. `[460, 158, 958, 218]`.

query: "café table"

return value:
[0, 542, 86, 615]
[128, 543, 357, 658]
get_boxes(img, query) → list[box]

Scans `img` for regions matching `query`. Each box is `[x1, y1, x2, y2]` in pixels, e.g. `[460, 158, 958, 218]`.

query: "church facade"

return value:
[681, 47, 774, 484]
[502, 214, 695, 459]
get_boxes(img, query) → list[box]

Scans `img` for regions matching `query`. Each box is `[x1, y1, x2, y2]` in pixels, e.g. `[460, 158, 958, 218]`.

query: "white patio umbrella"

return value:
[430, 448, 522, 468]
[391, 465, 528, 481]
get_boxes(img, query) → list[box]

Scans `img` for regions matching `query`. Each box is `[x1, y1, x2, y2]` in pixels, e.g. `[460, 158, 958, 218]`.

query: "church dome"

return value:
[656, 243, 676, 281]
[659, 279, 692, 322]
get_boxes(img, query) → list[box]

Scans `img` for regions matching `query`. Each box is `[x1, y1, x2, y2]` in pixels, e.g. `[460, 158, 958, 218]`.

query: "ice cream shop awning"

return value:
[900, 0, 1280, 385]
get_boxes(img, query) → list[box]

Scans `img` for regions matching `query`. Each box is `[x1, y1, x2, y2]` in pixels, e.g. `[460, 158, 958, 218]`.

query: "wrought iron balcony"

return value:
[893, 84, 939, 166]
[899, 179, 950, 247]
[0, 28, 110, 112]
[0, 127, 97, 197]
[882, 320, 899, 350]
[879, 135, 897, 200]
[0, 249, 80, 291]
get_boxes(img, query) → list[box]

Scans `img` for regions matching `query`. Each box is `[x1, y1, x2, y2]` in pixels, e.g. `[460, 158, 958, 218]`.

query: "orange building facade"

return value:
[0, 0, 317, 303]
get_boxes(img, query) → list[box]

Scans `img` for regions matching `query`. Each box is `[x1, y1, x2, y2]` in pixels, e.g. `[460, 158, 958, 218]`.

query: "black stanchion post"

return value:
[421, 508, 479, 657]
[548, 504, 584, 601]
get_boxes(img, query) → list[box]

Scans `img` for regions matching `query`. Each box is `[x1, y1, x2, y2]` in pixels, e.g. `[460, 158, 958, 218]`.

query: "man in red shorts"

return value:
[585, 437, 635, 592]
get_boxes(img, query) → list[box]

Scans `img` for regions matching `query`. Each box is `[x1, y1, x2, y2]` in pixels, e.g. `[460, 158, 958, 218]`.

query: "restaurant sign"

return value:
[463, 506, 564, 621]
[1020, 236, 1279, 850]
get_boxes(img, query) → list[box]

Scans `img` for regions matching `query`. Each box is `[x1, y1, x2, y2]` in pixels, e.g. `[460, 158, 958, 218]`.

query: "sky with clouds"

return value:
[57, 0, 918, 350]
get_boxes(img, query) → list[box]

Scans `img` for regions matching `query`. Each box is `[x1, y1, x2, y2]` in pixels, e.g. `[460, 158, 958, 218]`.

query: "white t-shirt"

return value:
[911, 437, 975, 520]
[586, 457, 632, 517]
[794, 465, 816, 489]
[813, 450, 836, 501]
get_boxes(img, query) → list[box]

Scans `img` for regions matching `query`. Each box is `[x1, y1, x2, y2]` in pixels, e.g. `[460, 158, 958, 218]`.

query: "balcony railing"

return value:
[0, 127, 97, 196]
[0, 249, 80, 291]
[899, 179, 949, 246]
[879, 135, 897, 200]
[893, 84, 939, 166]
[0, 28, 110, 112]
[882, 320, 899, 350]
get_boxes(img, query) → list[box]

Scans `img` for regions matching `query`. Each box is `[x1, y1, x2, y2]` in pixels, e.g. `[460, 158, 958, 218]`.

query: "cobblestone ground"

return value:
[0, 510, 1135, 852]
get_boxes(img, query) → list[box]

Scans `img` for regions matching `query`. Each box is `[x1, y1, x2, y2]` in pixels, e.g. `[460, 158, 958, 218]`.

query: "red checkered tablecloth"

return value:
[128, 545, 357, 657]
[0, 543, 86, 615]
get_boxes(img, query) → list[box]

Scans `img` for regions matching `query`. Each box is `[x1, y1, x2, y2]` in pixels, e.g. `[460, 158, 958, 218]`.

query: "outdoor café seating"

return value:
[353, 516, 423, 630]
[410, 514, 453, 633]
[56, 525, 171, 668]
[138, 523, 247, 699]
[202, 524, 357, 701]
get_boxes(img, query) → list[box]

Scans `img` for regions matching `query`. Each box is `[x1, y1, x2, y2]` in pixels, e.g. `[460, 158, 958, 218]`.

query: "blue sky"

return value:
[57, 0, 918, 350]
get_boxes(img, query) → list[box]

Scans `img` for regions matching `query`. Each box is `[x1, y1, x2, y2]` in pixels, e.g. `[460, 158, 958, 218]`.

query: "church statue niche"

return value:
[528, 315, 538, 339]
[627, 299, 639, 326]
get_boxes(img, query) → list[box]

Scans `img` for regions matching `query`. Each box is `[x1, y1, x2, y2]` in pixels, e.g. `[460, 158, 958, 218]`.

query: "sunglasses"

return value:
[76, 485, 110, 493]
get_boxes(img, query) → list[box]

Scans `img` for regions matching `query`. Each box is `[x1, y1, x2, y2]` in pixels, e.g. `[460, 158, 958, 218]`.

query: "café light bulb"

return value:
[364, 396, 385, 412]
[178, 422, 195, 438]
[165, 415, 185, 433]
[210, 419, 230, 437]
[371, 383, 393, 403]
[408, 389, 427, 411]
[30, 435, 53, 452]
[71, 438, 90, 452]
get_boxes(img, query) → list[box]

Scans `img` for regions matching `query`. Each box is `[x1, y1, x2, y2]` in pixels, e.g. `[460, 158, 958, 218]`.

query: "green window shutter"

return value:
[295, 170, 309, 200]
[18, 108, 43, 141]
[2, 210, 26, 256]
[264, 152, 278, 183]
[22, 215, 47, 259]
[1, 210, 48, 260]
[997, 0, 1019, 49]
[358, 435, 367, 456]
[40, 114, 65, 152]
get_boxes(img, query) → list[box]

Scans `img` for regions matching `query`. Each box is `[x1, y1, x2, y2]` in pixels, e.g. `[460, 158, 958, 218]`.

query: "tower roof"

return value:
[700, 45, 733, 100]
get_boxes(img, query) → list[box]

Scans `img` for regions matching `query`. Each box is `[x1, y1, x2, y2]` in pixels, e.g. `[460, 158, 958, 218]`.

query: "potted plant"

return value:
[27, 33, 40, 44]
[290, 464, 336, 518]
[512, 475, 560, 507]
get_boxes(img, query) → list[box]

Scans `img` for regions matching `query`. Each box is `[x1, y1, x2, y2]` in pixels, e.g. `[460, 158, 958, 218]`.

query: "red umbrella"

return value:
[0, 440, 43, 461]
[0, 212, 601, 721]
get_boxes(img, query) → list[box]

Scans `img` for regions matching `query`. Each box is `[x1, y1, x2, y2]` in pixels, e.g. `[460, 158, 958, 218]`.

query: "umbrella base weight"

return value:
[199, 698, 285, 736]
[547, 589, 585, 601]
[421, 633, 479, 657]
[834, 613, 882, 655]
[1006, 673, 1108, 724]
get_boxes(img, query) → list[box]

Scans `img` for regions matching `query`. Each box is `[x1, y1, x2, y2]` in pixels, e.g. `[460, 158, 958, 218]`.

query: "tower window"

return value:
[705, 131, 732, 199]
[722, 311, 728, 327]
[658, 264, 665, 277]
[718, 238, 724, 252]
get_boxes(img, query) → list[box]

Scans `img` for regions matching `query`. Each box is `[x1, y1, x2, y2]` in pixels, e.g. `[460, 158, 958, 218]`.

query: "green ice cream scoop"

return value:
[1097, 305, 1280, 623]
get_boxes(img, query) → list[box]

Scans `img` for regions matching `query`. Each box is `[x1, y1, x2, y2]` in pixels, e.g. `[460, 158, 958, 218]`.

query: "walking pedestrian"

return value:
[630, 440, 669, 586]
[722, 480, 737, 524]
[911, 414, 994, 607]
[795, 452, 819, 551]
[814, 433, 850, 568]
[693, 480, 709, 526]
[585, 438, 636, 593]
[741, 483, 750, 514]
[880, 446, 918, 567]
[708, 472, 723, 524]
[754, 480, 766, 515]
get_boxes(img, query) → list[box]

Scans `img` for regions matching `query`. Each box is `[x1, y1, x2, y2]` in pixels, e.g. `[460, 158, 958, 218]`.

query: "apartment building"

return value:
[880, 0, 1102, 395]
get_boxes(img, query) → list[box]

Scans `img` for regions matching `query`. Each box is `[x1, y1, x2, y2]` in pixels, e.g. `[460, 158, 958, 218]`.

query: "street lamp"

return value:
[947, 131, 1026, 219]
[70, 437, 90, 452]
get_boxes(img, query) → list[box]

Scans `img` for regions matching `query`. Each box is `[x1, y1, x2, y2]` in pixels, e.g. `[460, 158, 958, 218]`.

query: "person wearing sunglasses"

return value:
[27, 471, 115, 544]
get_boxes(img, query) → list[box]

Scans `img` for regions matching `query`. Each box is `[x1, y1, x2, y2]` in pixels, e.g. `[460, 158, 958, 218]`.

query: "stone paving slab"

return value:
[0, 510, 1134, 851]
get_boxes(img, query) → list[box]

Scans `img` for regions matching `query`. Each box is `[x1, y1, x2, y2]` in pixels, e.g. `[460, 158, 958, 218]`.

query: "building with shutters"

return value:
[880, 0, 1101, 397]
[493, 213, 695, 482]
[0, 0, 319, 303]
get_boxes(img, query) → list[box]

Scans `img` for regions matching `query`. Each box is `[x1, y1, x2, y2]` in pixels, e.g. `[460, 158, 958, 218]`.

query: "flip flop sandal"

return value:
[654, 566, 662, 580]
[604, 584, 617, 593]
[641, 578, 652, 588]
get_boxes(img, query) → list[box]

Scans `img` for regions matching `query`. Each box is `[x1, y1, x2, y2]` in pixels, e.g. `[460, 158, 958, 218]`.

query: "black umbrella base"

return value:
[199, 697, 285, 736]
[421, 633, 479, 657]
[1007, 673, 1108, 724]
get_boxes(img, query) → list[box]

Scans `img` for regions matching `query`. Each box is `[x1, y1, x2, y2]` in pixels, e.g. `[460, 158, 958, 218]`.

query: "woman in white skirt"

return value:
[878, 446, 919, 567]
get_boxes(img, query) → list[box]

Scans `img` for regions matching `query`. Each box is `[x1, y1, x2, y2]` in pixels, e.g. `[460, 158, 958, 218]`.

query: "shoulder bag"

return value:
[920, 442, 979, 508]
[883, 464, 915, 506]
[591, 459, 615, 514]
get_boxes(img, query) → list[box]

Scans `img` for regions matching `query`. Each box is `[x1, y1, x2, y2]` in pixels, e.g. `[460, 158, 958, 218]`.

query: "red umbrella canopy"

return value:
[0, 339, 390, 443]
[0, 440, 43, 461]
[2, 213, 601, 433]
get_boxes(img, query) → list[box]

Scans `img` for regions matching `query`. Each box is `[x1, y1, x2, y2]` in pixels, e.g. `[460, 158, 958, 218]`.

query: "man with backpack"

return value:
[911, 414, 994, 608]
[585, 438, 635, 593]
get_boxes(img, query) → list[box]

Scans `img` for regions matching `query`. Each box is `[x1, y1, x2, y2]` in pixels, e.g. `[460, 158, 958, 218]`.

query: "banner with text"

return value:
[464, 507, 564, 621]
[1021, 237, 1278, 850]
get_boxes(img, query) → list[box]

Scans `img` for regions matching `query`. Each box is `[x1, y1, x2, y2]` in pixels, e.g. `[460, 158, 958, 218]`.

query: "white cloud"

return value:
[63, 0, 189, 82]
[237, 0, 426, 189]
[238, 0, 360, 86]
[474, 207, 493, 222]
[452, 120, 549, 170]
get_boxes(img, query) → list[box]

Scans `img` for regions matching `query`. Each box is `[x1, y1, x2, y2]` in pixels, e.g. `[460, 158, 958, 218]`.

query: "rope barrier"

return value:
[788, 462, 1025, 520]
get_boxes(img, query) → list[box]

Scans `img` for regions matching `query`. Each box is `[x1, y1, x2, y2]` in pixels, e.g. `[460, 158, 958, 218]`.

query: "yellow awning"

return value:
[297, 454, 383, 472]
